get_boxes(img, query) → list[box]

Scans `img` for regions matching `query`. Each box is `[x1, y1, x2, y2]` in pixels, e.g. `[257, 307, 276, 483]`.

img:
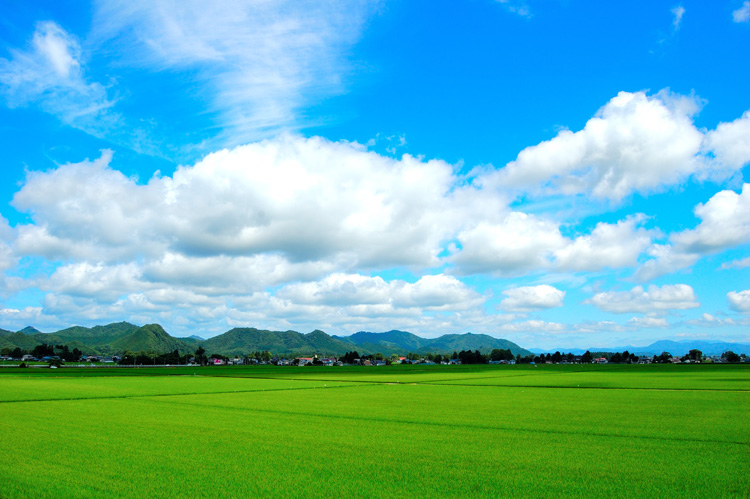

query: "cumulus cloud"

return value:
[733, 1, 750, 22]
[497, 91, 705, 200]
[500, 285, 565, 311]
[451, 213, 565, 275]
[452, 214, 653, 275]
[92, 0, 377, 140]
[142, 253, 341, 294]
[634, 244, 699, 282]
[587, 284, 699, 314]
[12, 137, 462, 267]
[496, 90, 750, 201]
[0, 21, 115, 133]
[14, 135, 656, 284]
[671, 184, 750, 254]
[44, 262, 145, 301]
[636, 184, 750, 280]
[276, 273, 483, 311]
[727, 290, 750, 313]
[686, 313, 737, 327]
[14, 133, 733, 334]
[554, 216, 653, 271]
[703, 111, 750, 172]
[0, 216, 16, 273]
[0, 306, 43, 323]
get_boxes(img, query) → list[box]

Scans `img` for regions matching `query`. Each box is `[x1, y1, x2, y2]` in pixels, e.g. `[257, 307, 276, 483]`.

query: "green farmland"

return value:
[1, 364, 748, 498]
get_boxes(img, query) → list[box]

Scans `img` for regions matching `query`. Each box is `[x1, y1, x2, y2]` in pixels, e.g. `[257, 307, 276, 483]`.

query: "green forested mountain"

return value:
[111, 324, 193, 354]
[201, 328, 351, 356]
[336, 330, 532, 356]
[0, 321, 531, 358]
[18, 326, 42, 335]
[53, 322, 140, 346]
[428, 333, 532, 356]
[336, 330, 431, 354]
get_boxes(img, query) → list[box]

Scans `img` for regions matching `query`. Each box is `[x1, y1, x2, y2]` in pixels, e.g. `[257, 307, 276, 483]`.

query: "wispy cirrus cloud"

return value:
[0, 21, 117, 135]
[671, 5, 685, 31]
[92, 0, 380, 143]
[733, 1, 750, 23]
[495, 0, 532, 18]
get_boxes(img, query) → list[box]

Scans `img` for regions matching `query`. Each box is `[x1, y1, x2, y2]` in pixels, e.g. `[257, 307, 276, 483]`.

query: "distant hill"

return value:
[336, 330, 532, 356]
[187, 335, 205, 341]
[18, 326, 42, 335]
[111, 324, 193, 354]
[531, 339, 750, 357]
[53, 322, 139, 346]
[201, 328, 352, 356]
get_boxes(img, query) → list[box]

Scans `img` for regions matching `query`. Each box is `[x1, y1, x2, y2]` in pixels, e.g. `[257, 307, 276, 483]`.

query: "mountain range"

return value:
[333, 330, 531, 356]
[0, 322, 532, 357]
[530, 339, 750, 357]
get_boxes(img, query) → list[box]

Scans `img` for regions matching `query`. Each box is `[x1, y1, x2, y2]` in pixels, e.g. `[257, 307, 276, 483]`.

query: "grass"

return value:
[0, 364, 748, 498]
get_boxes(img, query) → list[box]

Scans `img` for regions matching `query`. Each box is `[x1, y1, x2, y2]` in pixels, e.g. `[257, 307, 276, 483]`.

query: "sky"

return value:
[0, 0, 749, 349]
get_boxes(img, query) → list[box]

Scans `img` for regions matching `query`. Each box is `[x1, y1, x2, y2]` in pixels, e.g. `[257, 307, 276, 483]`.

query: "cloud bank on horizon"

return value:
[0, 0, 748, 349]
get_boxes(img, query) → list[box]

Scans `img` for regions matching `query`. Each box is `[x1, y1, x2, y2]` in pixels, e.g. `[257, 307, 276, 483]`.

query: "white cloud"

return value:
[573, 320, 629, 334]
[92, 0, 377, 140]
[0, 21, 115, 133]
[636, 184, 750, 280]
[554, 216, 653, 271]
[451, 214, 654, 276]
[0, 306, 43, 323]
[497, 91, 705, 200]
[587, 284, 699, 314]
[671, 184, 750, 254]
[495, 90, 750, 201]
[0, 216, 16, 274]
[451, 213, 566, 275]
[634, 244, 699, 281]
[727, 290, 750, 313]
[499, 320, 567, 333]
[672, 6, 685, 30]
[686, 313, 737, 327]
[276, 273, 483, 311]
[12, 137, 462, 268]
[733, 1, 750, 22]
[721, 256, 750, 270]
[142, 253, 340, 294]
[500, 285, 565, 311]
[44, 262, 144, 301]
[703, 111, 750, 172]
[11, 134, 725, 334]
[496, 0, 532, 17]
[627, 316, 669, 328]
[15, 136, 652, 283]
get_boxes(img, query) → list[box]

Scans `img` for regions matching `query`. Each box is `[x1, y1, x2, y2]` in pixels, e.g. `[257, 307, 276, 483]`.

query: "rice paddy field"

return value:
[1, 364, 748, 498]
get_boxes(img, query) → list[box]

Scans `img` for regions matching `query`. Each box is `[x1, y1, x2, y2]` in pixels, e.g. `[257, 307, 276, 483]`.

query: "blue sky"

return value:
[0, 0, 749, 349]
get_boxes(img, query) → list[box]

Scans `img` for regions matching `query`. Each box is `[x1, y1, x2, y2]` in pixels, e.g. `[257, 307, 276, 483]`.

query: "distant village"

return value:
[1, 343, 748, 367]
